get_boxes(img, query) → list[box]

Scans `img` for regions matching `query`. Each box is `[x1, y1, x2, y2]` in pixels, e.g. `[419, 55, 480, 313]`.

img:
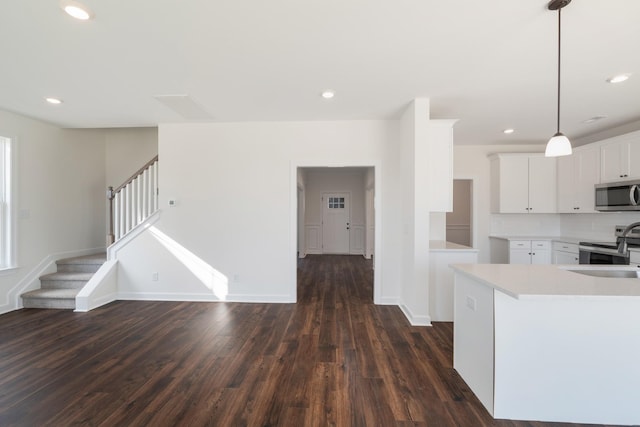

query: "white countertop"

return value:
[429, 240, 478, 252]
[451, 263, 640, 299]
[489, 235, 583, 244]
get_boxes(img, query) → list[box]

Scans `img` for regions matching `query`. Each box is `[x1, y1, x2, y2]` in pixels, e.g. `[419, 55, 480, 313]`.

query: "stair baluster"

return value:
[107, 155, 158, 245]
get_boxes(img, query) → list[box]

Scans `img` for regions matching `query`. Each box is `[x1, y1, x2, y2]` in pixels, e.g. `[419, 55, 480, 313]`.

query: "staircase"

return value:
[21, 253, 106, 309]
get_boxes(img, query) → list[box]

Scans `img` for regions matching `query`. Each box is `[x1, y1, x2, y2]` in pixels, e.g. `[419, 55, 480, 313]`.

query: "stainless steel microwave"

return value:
[595, 180, 640, 211]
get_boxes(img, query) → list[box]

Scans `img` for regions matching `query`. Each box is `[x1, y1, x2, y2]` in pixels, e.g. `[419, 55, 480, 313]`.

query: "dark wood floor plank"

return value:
[0, 255, 618, 427]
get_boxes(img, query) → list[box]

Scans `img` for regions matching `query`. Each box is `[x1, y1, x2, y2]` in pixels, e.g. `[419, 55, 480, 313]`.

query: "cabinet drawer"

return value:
[552, 241, 578, 253]
[531, 240, 551, 250]
[509, 240, 530, 249]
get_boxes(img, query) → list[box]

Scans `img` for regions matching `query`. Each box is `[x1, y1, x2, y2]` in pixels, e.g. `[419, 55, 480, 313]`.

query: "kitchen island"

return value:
[451, 263, 640, 426]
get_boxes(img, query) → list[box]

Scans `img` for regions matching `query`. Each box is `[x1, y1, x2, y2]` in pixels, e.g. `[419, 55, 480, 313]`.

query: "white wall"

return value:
[398, 99, 431, 325]
[0, 109, 106, 313]
[105, 127, 158, 187]
[113, 120, 407, 306]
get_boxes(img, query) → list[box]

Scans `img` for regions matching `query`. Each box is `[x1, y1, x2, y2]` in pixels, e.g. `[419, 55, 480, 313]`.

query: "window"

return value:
[0, 136, 15, 269]
[328, 197, 345, 209]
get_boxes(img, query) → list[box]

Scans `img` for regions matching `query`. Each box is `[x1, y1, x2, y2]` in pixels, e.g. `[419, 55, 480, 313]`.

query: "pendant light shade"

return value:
[545, 0, 572, 157]
[545, 132, 572, 156]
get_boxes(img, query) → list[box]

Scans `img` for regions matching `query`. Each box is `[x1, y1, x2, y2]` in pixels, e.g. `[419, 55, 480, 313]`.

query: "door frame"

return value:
[290, 161, 382, 304]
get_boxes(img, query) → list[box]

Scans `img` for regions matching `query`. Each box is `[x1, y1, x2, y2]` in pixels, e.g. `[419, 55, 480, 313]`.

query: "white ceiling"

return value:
[1, 0, 639, 146]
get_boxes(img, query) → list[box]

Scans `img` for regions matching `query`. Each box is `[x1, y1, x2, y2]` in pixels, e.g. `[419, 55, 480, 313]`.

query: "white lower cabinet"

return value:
[552, 242, 579, 265]
[509, 240, 551, 264]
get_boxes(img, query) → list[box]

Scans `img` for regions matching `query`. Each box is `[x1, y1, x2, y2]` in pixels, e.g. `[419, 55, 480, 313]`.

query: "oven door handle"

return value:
[631, 184, 640, 206]
[579, 245, 627, 257]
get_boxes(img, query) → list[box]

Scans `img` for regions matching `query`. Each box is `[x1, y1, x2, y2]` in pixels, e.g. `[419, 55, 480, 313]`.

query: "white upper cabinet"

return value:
[557, 146, 600, 213]
[528, 156, 557, 213]
[490, 153, 557, 214]
[600, 132, 640, 183]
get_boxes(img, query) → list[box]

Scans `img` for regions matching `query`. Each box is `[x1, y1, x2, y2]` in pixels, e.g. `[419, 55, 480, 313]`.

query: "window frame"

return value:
[0, 134, 17, 272]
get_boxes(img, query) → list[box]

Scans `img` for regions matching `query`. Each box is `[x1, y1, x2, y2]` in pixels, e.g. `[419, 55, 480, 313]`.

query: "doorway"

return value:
[291, 163, 380, 304]
[446, 179, 473, 246]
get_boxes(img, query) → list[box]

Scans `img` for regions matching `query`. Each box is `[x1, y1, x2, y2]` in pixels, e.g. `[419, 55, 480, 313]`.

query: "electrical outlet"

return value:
[152, 272, 159, 281]
[466, 295, 476, 311]
[233, 274, 240, 283]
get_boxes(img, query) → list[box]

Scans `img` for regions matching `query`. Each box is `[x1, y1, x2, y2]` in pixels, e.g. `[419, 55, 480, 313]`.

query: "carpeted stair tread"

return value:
[21, 288, 80, 299]
[57, 253, 106, 265]
[40, 272, 95, 281]
[55, 253, 106, 273]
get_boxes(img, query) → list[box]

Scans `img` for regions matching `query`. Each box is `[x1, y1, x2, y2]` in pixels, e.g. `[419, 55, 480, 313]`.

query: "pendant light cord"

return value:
[556, 7, 562, 134]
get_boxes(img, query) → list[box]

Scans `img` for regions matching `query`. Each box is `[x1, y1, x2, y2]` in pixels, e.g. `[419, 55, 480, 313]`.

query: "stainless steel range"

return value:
[579, 224, 640, 264]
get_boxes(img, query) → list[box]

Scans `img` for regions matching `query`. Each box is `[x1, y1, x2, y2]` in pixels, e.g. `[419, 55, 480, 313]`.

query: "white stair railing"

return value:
[107, 156, 158, 244]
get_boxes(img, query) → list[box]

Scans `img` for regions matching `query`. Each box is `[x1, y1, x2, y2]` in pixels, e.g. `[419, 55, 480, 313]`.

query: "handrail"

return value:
[107, 156, 159, 245]
[112, 155, 158, 194]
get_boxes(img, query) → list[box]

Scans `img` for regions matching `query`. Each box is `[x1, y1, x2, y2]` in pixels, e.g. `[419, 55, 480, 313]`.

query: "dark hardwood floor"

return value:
[0, 255, 616, 426]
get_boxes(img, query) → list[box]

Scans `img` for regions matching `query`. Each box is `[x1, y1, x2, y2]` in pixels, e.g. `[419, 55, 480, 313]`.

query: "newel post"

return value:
[107, 186, 115, 245]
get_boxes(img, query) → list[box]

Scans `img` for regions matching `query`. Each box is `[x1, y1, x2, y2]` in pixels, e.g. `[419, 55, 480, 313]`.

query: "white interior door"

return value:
[322, 193, 350, 254]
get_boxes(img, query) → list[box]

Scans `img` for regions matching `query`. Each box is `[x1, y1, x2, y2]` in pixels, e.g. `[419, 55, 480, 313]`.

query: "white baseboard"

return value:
[117, 292, 294, 304]
[74, 292, 118, 312]
[118, 292, 222, 302]
[399, 303, 432, 326]
[226, 293, 295, 303]
[0, 303, 13, 316]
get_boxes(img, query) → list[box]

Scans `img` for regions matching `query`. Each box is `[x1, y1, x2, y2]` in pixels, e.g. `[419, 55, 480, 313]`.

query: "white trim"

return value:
[117, 292, 294, 304]
[399, 303, 432, 326]
[303, 223, 322, 254]
[226, 293, 295, 303]
[0, 134, 17, 270]
[118, 292, 223, 302]
[75, 259, 118, 312]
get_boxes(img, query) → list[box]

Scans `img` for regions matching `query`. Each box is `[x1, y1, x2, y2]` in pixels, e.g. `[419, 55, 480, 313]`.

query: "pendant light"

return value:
[545, 0, 572, 157]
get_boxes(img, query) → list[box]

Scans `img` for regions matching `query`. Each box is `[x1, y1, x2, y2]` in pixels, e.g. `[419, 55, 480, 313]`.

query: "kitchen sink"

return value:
[568, 269, 640, 278]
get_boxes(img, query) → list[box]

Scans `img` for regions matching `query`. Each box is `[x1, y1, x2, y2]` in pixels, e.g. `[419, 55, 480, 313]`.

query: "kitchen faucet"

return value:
[617, 222, 640, 254]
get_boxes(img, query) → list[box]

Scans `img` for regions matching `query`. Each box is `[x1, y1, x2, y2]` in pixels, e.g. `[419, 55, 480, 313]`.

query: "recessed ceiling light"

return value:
[60, 0, 94, 20]
[45, 97, 63, 105]
[503, 128, 515, 134]
[583, 115, 607, 124]
[321, 90, 335, 99]
[606, 74, 630, 84]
